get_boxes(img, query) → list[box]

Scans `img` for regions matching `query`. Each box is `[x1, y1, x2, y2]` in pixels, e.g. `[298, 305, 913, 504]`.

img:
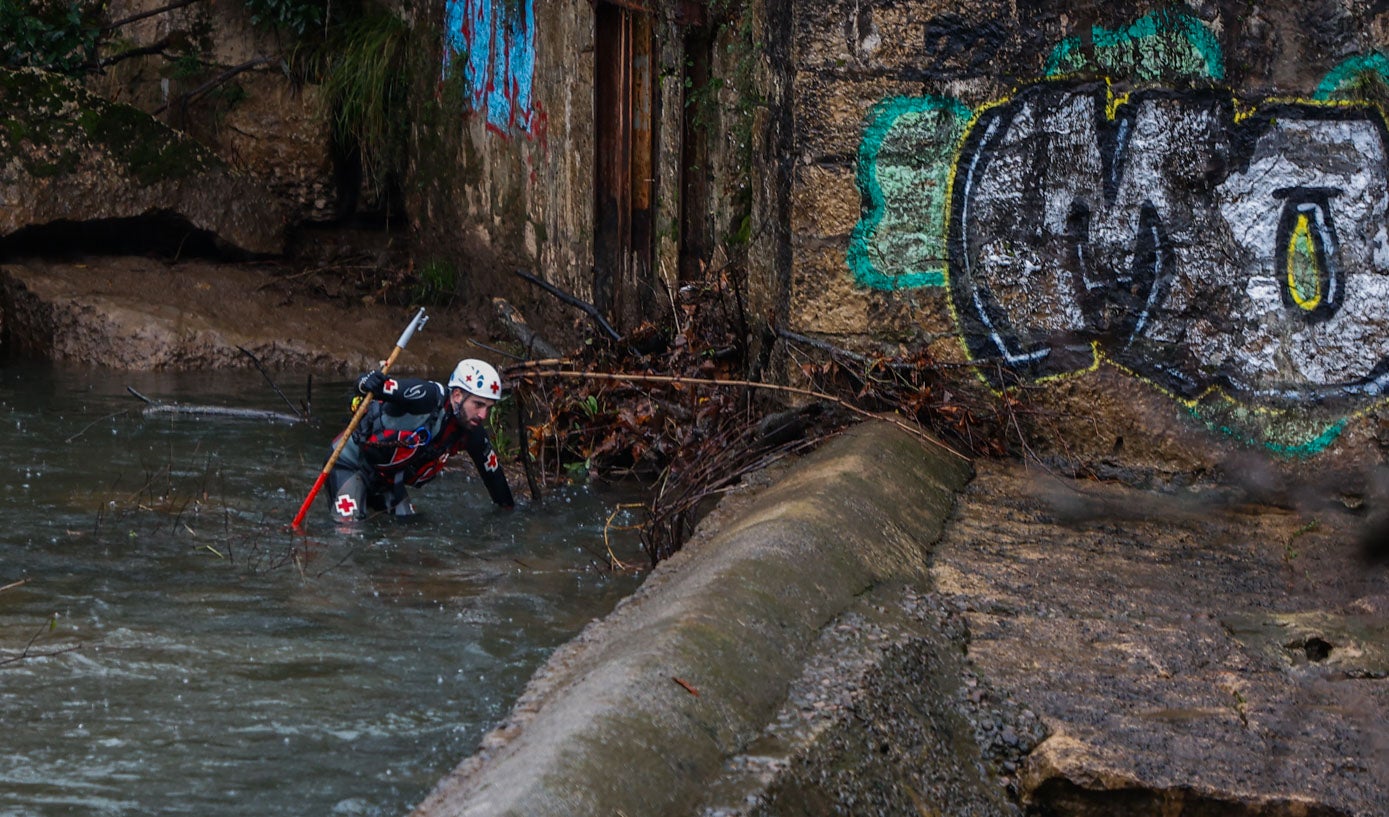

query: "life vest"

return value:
[350, 401, 447, 480]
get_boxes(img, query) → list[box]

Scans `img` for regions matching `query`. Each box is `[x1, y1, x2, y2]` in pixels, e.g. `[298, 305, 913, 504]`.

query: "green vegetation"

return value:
[413, 259, 459, 305]
[307, 7, 413, 203]
[1, 0, 410, 198]
[0, 0, 102, 73]
[80, 102, 216, 184]
[244, 0, 327, 38]
[486, 396, 519, 463]
[0, 67, 218, 182]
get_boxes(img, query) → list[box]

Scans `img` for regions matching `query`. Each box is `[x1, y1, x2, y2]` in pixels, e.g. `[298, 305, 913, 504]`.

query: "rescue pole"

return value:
[291, 307, 429, 531]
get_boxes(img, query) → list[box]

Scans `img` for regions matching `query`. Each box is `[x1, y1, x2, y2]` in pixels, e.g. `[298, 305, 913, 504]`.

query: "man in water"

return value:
[325, 358, 514, 522]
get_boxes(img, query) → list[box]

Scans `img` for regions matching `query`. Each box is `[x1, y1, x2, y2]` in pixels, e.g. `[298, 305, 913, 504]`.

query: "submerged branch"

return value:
[237, 346, 310, 421]
[0, 614, 82, 667]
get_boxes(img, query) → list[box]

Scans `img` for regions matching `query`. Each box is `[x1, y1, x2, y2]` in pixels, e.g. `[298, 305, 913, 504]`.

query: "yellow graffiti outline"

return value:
[1232, 99, 1260, 123]
[1286, 213, 1322, 310]
[1103, 352, 1369, 455]
[1106, 89, 1132, 120]
[939, 77, 1389, 452]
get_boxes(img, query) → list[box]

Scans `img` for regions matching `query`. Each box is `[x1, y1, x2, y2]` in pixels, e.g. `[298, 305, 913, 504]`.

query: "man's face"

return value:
[452, 389, 495, 428]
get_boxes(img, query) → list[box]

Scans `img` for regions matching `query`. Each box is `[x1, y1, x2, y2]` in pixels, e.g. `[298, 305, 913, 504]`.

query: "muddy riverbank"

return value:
[0, 256, 491, 375]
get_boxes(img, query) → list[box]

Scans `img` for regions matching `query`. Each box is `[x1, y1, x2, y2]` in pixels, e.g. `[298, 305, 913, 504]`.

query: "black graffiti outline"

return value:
[946, 80, 1389, 406]
[1272, 186, 1344, 322]
[947, 101, 1058, 377]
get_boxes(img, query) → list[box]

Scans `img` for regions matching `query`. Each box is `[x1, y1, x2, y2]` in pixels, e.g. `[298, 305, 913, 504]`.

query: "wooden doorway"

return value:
[594, 1, 657, 332]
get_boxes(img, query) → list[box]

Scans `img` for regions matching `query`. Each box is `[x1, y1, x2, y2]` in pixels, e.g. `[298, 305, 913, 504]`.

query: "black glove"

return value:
[357, 370, 387, 395]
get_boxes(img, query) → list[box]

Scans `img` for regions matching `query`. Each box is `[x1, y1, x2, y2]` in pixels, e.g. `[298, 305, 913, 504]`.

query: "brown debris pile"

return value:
[498, 268, 1018, 566]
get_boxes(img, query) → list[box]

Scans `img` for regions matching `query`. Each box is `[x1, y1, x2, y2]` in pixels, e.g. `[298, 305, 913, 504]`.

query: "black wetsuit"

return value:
[325, 376, 513, 521]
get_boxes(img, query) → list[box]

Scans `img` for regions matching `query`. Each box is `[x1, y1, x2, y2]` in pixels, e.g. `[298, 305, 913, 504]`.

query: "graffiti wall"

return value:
[837, 5, 1389, 456]
[442, 0, 545, 140]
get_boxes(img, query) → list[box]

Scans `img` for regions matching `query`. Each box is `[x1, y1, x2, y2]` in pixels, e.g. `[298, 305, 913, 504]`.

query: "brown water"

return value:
[0, 362, 646, 816]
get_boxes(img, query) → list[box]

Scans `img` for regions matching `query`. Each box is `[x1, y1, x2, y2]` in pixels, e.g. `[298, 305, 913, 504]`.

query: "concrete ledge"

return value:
[409, 421, 974, 817]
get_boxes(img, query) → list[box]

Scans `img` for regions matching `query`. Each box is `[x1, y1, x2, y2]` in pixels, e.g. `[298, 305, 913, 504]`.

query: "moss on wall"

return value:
[1, 67, 220, 184]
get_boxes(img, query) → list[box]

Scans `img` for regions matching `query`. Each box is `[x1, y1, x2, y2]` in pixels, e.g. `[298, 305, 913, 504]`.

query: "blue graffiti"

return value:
[443, 0, 539, 137]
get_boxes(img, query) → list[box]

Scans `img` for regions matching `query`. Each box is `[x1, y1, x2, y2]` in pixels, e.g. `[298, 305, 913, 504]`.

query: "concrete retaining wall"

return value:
[409, 421, 974, 816]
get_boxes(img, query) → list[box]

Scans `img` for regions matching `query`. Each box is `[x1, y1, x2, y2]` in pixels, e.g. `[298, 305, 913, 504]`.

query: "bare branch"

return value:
[0, 615, 82, 667]
[0, 578, 31, 594]
[237, 346, 309, 420]
[154, 55, 278, 116]
[104, 0, 206, 31]
[512, 268, 622, 343]
[505, 365, 971, 463]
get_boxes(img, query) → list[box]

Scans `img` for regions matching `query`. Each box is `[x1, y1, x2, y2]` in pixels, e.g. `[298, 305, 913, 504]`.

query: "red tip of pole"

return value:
[292, 471, 330, 531]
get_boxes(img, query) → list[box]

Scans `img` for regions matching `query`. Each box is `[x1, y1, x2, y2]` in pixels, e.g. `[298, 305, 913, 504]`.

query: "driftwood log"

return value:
[126, 388, 304, 423]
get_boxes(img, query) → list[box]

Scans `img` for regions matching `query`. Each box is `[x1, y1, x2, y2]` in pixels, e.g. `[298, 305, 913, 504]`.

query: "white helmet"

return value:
[449, 359, 502, 399]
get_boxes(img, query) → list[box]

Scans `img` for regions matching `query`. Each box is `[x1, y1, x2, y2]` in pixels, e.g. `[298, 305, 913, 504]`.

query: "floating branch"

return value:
[0, 578, 31, 594]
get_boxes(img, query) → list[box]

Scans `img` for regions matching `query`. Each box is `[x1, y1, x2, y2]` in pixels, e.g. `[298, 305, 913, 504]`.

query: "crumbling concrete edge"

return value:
[408, 420, 974, 817]
[697, 580, 1046, 817]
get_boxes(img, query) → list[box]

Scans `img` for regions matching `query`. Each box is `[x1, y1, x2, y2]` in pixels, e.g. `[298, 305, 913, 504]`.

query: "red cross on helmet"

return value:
[449, 359, 502, 399]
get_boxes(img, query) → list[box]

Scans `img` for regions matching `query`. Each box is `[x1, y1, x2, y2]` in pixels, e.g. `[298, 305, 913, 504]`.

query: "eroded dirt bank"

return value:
[0, 257, 491, 375]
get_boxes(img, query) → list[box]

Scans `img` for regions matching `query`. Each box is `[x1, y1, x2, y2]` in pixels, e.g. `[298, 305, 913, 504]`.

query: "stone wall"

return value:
[414, 1, 756, 347]
[94, 0, 340, 223]
[778, 0, 1389, 473]
[412, 0, 597, 343]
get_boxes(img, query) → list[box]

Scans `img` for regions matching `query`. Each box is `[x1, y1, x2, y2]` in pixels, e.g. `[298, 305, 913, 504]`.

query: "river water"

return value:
[0, 363, 647, 816]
